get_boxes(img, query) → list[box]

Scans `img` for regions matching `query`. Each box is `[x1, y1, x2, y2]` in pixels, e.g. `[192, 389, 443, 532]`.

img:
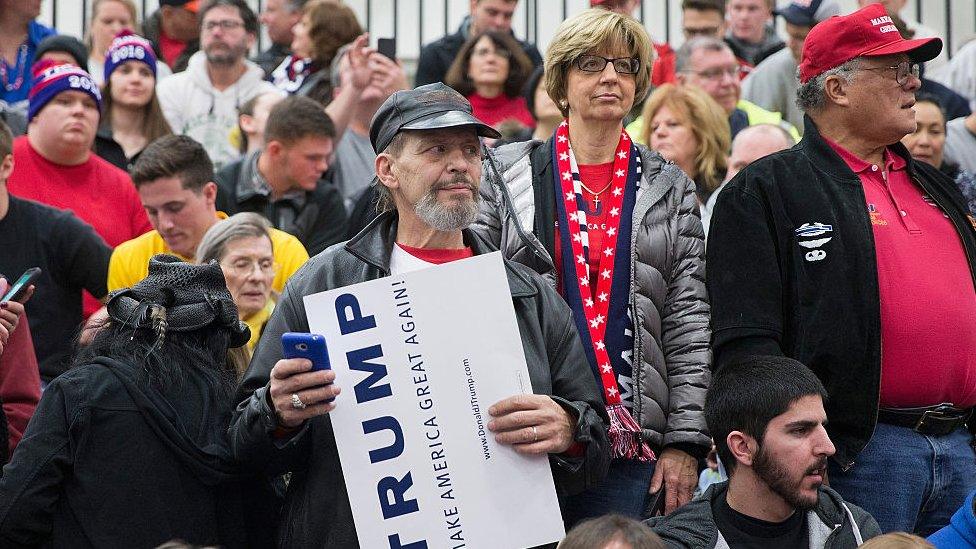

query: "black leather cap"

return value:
[369, 82, 501, 154]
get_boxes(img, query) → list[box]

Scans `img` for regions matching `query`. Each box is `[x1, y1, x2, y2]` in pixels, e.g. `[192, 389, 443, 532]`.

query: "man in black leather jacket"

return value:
[229, 83, 610, 548]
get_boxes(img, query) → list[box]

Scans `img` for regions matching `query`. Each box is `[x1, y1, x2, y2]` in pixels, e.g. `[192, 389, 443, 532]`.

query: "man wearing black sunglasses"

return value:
[708, 3, 976, 537]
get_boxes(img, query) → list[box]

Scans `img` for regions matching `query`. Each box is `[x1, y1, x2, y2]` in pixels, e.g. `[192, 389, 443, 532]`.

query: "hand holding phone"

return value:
[1, 267, 41, 303]
[377, 37, 396, 61]
[281, 332, 331, 371]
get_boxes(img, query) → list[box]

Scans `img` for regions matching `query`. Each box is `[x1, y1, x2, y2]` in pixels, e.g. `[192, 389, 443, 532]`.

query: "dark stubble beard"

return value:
[414, 175, 480, 232]
[751, 446, 826, 511]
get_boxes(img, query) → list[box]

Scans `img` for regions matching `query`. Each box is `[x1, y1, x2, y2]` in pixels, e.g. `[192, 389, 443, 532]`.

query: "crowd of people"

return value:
[0, 0, 974, 547]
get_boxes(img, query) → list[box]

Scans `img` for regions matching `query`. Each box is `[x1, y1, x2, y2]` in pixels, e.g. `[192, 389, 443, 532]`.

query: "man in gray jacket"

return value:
[647, 356, 881, 548]
[229, 83, 610, 548]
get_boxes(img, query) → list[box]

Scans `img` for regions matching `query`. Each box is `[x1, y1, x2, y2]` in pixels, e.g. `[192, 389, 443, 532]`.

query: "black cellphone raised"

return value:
[1, 267, 41, 303]
[377, 37, 396, 61]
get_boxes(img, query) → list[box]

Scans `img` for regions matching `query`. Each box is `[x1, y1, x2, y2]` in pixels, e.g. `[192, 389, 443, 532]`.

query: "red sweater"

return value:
[7, 136, 152, 315]
[0, 315, 41, 458]
[467, 92, 535, 130]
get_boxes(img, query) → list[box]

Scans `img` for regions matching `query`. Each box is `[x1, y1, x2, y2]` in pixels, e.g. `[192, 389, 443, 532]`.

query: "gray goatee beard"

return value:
[414, 179, 480, 232]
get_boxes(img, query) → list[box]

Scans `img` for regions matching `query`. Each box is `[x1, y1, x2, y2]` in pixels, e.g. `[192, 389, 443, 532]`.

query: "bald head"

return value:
[725, 124, 795, 182]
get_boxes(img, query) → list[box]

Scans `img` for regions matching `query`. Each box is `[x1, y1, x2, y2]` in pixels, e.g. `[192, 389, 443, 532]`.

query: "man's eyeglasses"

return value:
[203, 20, 245, 32]
[683, 66, 739, 81]
[574, 55, 641, 75]
[859, 60, 920, 87]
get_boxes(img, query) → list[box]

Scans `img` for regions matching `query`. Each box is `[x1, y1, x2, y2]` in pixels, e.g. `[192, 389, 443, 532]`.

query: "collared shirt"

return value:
[237, 150, 308, 232]
[825, 138, 976, 408]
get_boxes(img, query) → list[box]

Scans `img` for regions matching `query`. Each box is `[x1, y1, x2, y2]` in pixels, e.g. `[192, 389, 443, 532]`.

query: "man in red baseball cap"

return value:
[707, 2, 976, 536]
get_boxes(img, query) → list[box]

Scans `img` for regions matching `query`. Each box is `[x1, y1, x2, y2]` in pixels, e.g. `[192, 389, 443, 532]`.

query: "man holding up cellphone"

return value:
[0, 120, 112, 383]
[230, 83, 611, 547]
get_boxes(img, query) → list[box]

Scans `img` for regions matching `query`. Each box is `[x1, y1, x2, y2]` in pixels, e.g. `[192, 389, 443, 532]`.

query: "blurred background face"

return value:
[533, 78, 562, 123]
[91, 0, 134, 54]
[785, 22, 811, 63]
[683, 8, 725, 40]
[469, 0, 516, 34]
[726, 127, 793, 182]
[683, 47, 740, 114]
[259, 0, 301, 46]
[726, 0, 771, 43]
[901, 100, 946, 168]
[290, 14, 311, 58]
[241, 92, 283, 148]
[201, 5, 251, 65]
[468, 36, 510, 91]
[219, 235, 274, 319]
[649, 105, 698, 176]
[109, 61, 155, 108]
[162, 5, 199, 42]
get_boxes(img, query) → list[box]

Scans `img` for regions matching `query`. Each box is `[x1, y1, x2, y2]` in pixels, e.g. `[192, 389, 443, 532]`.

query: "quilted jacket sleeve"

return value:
[660, 171, 712, 451]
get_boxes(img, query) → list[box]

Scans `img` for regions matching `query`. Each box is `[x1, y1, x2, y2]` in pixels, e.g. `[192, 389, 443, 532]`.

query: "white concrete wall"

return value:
[40, 0, 976, 66]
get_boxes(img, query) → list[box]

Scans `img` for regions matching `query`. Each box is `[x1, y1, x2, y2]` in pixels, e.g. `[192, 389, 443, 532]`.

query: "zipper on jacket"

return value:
[485, 148, 554, 270]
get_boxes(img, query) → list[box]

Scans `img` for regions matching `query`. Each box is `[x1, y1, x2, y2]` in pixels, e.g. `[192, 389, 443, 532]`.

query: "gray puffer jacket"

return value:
[475, 138, 712, 454]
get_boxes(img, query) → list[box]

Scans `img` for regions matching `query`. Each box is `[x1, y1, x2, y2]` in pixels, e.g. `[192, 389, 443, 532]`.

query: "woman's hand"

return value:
[488, 394, 575, 455]
[0, 278, 30, 335]
[649, 447, 699, 514]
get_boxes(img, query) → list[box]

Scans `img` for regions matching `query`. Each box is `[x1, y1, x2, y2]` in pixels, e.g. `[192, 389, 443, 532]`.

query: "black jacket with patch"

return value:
[706, 115, 976, 469]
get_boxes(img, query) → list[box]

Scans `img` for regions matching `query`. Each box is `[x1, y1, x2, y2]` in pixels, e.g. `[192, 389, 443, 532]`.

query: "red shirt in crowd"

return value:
[7, 136, 152, 315]
[826, 138, 976, 409]
[158, 30, 187, 68]
[467, 93, 535, 131]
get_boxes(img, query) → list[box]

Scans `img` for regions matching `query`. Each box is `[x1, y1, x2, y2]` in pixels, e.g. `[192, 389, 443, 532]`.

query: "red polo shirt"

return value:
[826, 138, 976, 408]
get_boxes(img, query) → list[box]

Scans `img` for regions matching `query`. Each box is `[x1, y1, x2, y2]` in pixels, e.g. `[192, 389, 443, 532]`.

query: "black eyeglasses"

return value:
[859, 60, 920, 87]
[574, 55, 641, 75]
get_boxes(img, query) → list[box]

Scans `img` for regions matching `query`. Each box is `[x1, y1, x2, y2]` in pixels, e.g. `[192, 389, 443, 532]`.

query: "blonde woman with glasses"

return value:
[477, 7, 711, 525]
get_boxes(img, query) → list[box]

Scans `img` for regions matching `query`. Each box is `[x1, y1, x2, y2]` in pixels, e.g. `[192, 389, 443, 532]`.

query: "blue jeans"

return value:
[827, 422, 976, 536]
[562, 458, 656, 528]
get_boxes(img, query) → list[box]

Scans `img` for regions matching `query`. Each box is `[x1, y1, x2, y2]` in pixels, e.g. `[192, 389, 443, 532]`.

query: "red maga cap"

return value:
[798, 2, 941, 83]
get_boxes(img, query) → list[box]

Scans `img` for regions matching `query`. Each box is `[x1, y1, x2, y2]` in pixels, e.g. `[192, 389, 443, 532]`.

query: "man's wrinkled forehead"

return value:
[400, 126, 481, 147]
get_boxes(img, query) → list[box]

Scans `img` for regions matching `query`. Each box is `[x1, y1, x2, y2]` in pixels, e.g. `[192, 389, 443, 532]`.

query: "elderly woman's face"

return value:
[219, 235, 275, 319]
[564, 47, 637, 124]
[468, 36, 510, 90]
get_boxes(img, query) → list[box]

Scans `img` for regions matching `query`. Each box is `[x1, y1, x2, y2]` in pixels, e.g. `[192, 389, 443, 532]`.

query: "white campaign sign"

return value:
[303, 251, 565, 549]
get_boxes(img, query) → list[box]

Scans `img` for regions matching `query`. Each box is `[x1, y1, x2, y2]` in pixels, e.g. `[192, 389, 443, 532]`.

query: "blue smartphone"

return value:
[281, 332, 331, 372]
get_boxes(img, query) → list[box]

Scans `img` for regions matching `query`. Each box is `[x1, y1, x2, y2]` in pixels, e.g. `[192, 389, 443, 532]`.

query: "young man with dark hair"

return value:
[156, 0, 278, 169]
[681, 0, 727, 41]
[724, 0, 783, 67]
[109, 134, 308, 293]
[216, 95, 347, 255]
[648, 356, 881, 549]
[0, 119, 112, 383]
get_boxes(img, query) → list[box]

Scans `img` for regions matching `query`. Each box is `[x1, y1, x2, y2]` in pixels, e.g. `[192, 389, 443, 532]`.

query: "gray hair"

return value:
[675, 36, 734, 74]
[329, 43, 354, 89]
[285, 0, 308, 11]
[195, 212, 274, 264]
[795, 57, 862, 113]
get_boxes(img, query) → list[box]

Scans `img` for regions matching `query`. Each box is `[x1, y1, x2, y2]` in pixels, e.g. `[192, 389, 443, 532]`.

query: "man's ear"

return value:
[823, 74, 852, 108]
[239, 114, 256, 135]
[0, 154, 14, 182]
[265, 140, 284, 158]
[375, 152, 399, 192]
[203, 181, 218, 206]
[726, 431, 758, 468]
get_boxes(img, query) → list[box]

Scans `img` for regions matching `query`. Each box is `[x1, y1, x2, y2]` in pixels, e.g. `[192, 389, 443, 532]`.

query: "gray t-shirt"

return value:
[741, 48, 803, 135]
[944, 117, 976, 174]
[331, 129, 376, 212]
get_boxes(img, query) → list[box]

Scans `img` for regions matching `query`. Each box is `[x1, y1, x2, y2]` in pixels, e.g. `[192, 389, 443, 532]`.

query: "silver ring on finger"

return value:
[532, 425, 538, 442]
[291, 393, 307, 410]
